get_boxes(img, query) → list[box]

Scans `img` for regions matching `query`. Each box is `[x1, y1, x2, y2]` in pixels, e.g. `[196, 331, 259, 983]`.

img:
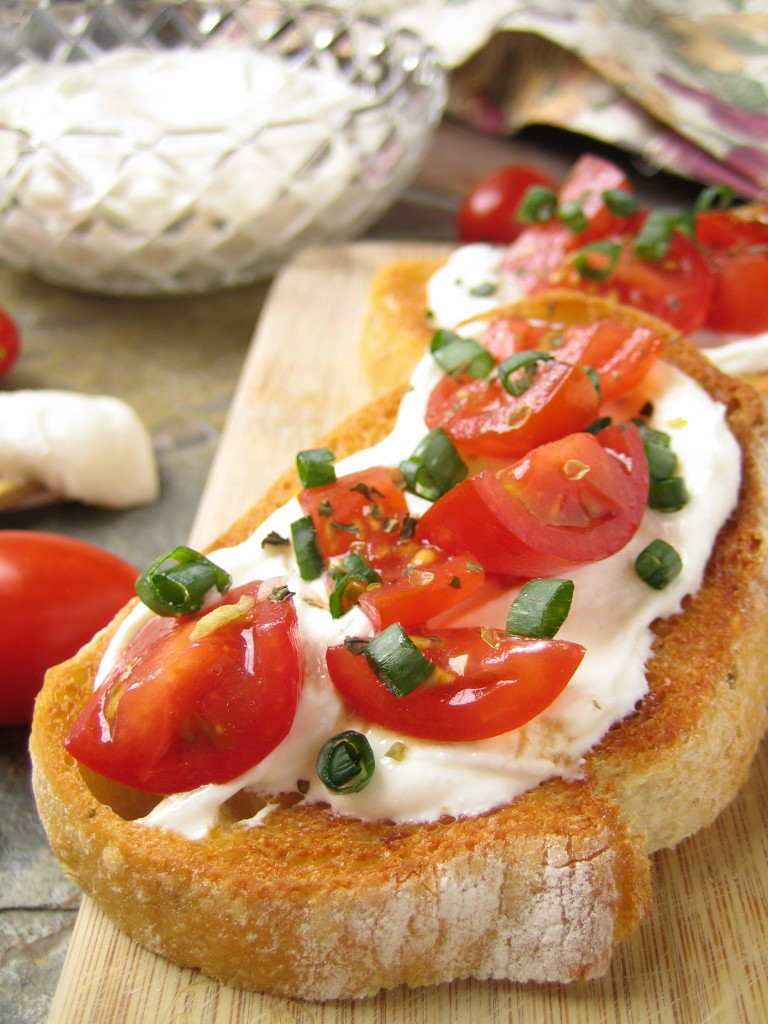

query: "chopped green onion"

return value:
[506, 578, 574, 639]
[586, 416, 613, 434]
[583, 365, 601, 399]
[365, 623, 435, 696]
[556, 200, 588, 233]
[573, 241, 621, 281]
[644, 440, 678, 481]
[648, 476, 690, 512]
[517, 185, 558, 224]
[633, 211, 675, 260]
[400, 428, 468, 501]
[316, 730, 375, 793]
[135, 546, 232, 616]
[602, 189, 640, 217]
[637, 424, 688, 510]
[468, 281, 497, 297]
[635, 539, 682, 590]
[497, 350, 553, 397]
[694, 184, 735, 213]
[290, 516, 324, 581]
[328, 552, 381, 618]
[297, 448, 336, 488]
[430, 329, 494, 379]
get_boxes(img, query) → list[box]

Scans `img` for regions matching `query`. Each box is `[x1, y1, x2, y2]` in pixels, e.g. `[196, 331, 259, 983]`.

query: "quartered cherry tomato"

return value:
[483, 313, 665, 403]
[457, 164, 559, 243]
[298, 466, 409, 568]
[358, 552, 485, 631]
[327, 628, 585, 741]
[0, 531, 138, 725]
[554, 227, 713, 334]
[497, 156, 712, 333]
[425, 357, 600, 460]
[0, 307, 20, 376]
[415, 423, 649, 577]
[695, 207, 768, 334]
[64, 581, 303, 793]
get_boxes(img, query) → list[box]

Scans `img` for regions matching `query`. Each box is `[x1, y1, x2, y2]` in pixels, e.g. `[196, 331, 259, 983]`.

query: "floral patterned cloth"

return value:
[377, 0, 768, 198]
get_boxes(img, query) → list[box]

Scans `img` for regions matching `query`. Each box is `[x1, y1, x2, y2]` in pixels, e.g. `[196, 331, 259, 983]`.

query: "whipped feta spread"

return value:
[96, 341, 740, 839]
[428, 244, 768, 376]
[0, 390, 158, 508]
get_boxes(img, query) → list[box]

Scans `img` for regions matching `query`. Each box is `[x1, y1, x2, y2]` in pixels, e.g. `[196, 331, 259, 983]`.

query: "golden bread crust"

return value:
[30, 296, 768, 1000]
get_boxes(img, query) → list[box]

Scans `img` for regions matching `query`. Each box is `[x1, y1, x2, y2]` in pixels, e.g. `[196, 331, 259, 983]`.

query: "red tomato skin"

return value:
[457, 164, 559, 244]
[425, 360, 601, 461]
[64, 581, 303, 794]
[358, 552, 485, 631]
[298, 466, 409, 565]
[415, 424, 648, 577]
[0, 307, 20, 376]
[0, 531, 138, 725]
[326, 629, 585, 741]
[696, 209, 768, 334]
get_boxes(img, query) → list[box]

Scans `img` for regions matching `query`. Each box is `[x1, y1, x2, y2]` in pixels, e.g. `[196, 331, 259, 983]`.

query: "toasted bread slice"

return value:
[30, 319, 768, 1000]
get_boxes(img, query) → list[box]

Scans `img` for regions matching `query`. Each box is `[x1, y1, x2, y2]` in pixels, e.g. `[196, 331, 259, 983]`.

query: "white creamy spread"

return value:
[427, 244, 768, 375]
[96, 345, 740, 839]
[0, 389, 158, 507]
[0, 48, 392, 289]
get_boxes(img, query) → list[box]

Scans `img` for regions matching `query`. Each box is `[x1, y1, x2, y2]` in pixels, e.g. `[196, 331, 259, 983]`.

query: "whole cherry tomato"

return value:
[0, 531, 138, 725]
[457, 164, 559, 243]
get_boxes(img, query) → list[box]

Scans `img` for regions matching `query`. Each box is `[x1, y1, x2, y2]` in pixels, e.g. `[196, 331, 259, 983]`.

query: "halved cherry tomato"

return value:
[0, 306, 20, 376]
[552, 228, 713, 334]
[64, 581, 303, 794]
[358, 552, 485, 631]
[298, 466, 409, 567]
[327, 628, 585, 741]
[483, 314, 665, 403]
[416, 423, 648, 577]
[695, 207, 768, 334]
[425, 357, 600, 460]
[456, 163, 559, 243]
[1, 531, 138, 725]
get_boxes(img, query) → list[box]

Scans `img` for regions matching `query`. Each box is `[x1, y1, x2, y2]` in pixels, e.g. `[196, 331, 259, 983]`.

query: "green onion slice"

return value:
[556, 200, 588, 234]
[633, 210, 675, 260]
[644, 439, 678, 481]
[517, 185, 558, 224]
[328, 552, 381, 619]
[602, 189, 640, 217]
[635, 539, 683, 590]
[430, 329, 494, 379]
[316, 730, 375, 793]
[365, 623, 435, 696]
[135, 546, 232, 616]
[497, 350, 553, 397]
[400, 428, 468, 502]
[469, 281, 497, 298]
[648, 476, 690, 512]
[506, 578, 575, 639]
[694, 183, 735, 213]
[290, 516, 324, 581]
[572, 241, 621, 281]
[296, 447, 336, 488]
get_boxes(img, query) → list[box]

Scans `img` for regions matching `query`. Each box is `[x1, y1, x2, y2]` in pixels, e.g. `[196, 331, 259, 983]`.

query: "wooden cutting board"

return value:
[47, 241, 768, 1024]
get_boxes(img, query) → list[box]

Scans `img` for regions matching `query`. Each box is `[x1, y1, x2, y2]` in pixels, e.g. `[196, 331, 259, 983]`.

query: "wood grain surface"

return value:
[46, 242, 768, 1024]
